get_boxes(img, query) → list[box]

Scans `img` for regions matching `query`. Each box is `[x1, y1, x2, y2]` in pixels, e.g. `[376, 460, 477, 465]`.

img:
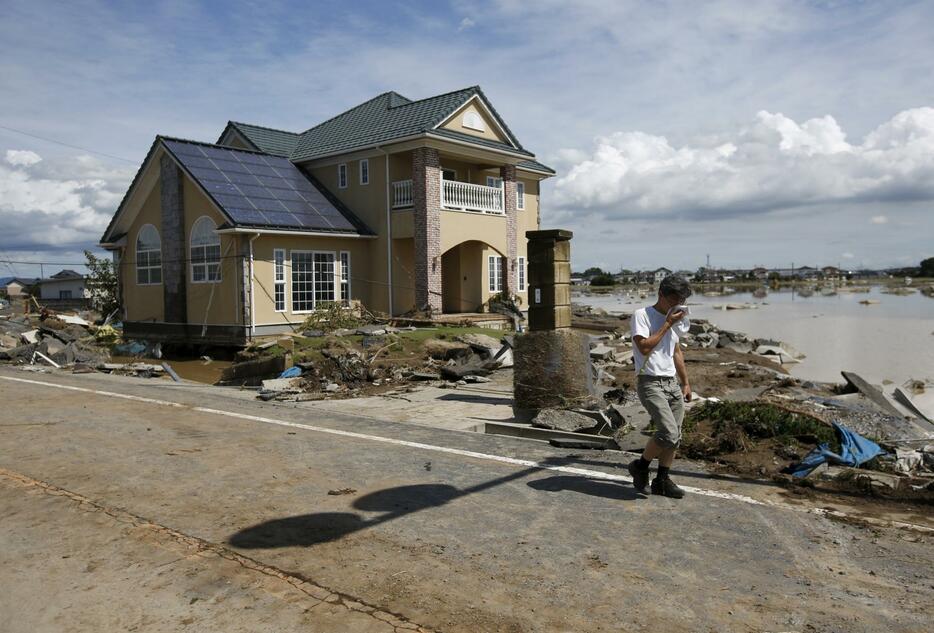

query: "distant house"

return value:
[821, 266, 842, 280]
[3, 277, 38, 297]
[38, 269, 89, 302]
[797, 266, 819, 280]
[751, 267, 769, 280]
[571, 276, 590, 286]
[653, 267, 672, 284]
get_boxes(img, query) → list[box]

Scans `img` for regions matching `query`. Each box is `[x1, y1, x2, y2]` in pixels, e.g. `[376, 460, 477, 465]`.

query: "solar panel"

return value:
[162, 139, 364, 233]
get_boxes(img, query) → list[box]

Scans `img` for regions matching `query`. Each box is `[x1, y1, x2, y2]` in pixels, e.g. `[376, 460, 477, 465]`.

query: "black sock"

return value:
[638, 456, 651, 469]
[657, 466, 670, 480]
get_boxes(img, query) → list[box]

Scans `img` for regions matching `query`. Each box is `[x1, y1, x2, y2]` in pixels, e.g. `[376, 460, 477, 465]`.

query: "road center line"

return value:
[3, 374, 930, 533]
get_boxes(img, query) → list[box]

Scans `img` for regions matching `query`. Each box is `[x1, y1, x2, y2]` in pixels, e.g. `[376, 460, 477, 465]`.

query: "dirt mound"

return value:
[681, 401, 838, 476]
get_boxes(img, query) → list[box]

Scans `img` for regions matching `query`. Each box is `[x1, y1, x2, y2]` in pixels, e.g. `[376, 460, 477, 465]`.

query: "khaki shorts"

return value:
[637, 375, 685, 448]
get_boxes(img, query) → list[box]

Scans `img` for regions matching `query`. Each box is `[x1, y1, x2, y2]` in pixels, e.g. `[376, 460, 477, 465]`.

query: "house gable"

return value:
[438, 96, 511, 145]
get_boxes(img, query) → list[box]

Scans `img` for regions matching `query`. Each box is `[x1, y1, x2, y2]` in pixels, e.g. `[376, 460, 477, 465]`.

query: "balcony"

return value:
[392, 178, 505, 215]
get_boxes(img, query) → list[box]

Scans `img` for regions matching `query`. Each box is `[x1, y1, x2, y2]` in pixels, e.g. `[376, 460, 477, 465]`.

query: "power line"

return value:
[0, 124, 137, 164]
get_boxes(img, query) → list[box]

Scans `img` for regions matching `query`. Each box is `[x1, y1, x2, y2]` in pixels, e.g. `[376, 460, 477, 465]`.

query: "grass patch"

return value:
[685, 401, 838, 456]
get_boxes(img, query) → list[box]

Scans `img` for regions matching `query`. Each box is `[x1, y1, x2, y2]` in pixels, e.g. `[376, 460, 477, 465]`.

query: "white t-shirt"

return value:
[631, 306, 690, 376]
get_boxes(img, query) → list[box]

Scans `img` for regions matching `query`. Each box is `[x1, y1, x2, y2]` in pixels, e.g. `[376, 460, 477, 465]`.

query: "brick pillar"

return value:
[500, 164, 518, 296]
[240, 235, 252, 336]
[160, 155, 187, 324]
[412, 147, 442, 313]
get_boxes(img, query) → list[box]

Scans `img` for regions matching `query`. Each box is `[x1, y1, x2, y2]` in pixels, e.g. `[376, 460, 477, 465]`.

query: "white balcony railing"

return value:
[392, 179, 413, 208]
[390, 178, 505, 215]
[442, 179, 504, 215]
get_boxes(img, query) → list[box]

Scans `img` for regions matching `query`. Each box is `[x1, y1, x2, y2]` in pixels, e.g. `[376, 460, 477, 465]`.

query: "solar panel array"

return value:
[162, 139, 360, 233]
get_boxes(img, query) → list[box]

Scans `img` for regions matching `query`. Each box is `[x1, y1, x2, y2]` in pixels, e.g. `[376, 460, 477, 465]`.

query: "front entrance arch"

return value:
[441, 240, 505, 313]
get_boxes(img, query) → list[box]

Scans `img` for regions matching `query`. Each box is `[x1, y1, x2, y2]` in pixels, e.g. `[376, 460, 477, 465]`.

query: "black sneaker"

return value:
[651, 477, 685, 499]
[628, 459, 650, 494]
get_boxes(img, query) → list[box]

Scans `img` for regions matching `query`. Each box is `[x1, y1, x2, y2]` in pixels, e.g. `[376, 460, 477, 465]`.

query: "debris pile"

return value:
[0, 309, 109, 369]
[248, 328, 519, 402]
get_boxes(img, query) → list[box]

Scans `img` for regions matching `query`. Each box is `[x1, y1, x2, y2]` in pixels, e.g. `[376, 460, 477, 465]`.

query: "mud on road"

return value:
[1, 368, 932, 633]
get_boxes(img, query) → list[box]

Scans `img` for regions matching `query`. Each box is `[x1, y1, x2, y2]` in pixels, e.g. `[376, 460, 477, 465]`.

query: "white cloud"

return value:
[552, 107, 934, 220]
[871, 215, 889, 224]
[0, 150, 133, 251]
[842, 252, 856, 259]
[457, 17, 475, 31]
[5, 149, 42, 166]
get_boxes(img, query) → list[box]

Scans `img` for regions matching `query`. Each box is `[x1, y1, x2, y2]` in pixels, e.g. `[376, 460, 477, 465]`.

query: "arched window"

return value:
[463, 110, 485, 132]
[190, 216, 221, 282]
[135, 224, 162, 285]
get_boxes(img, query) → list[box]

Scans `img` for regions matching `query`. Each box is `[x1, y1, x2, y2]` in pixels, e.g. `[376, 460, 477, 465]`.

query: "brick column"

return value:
[240, 235, 252, 335]
[412, 147, 442, 313]
[160, 155, 187, 324]
[500, 164, 518, 296]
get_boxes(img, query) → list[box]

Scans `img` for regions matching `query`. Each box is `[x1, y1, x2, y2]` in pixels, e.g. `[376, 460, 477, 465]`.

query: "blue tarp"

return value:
[278, 366, 301, 378]
[785, 422, 885, 478]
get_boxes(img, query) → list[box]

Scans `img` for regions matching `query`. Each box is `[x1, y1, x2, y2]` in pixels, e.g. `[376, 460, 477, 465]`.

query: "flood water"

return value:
[110, 355, 232, 384]
[575, 286, 934, 386]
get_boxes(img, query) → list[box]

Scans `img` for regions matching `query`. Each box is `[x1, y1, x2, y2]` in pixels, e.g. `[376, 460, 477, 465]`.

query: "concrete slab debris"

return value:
[841, 371, 904, 418]
[531, 408, 601, 433]
[589, 344, 615, 361]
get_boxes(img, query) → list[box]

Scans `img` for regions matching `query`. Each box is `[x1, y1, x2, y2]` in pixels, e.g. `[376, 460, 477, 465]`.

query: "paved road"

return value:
[0, 367, 931, 632]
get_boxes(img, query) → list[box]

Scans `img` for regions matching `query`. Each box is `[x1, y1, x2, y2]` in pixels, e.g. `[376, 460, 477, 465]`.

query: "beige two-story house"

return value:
[99, 86, 555, 344]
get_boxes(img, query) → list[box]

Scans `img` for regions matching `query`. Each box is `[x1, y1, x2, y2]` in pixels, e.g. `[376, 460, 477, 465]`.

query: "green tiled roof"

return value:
[516, 159, 556, 175]
[289, 86, 528, 162]
[221, 121, 300, 157]
[216, 87, 554, 175]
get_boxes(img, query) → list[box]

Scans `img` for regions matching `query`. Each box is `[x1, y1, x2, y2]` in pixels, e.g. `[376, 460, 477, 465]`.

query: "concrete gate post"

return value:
[513, 229, 594, 418]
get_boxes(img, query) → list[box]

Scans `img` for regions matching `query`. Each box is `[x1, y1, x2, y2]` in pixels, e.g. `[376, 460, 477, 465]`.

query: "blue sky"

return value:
[2, 0, 933, 277]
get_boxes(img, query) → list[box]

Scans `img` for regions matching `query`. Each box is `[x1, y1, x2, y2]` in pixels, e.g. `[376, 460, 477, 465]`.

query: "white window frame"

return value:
[338, 163, 348, 189]
[518, 256, 526, 292]
[290, 250, 336, 314]
[359, 159, 369, 185]
[516, 182, 525, 210]
[463, 110, 486, 132]
[488, 255, 503, 293]
[273, 248, 286, 312]
[135, 223, 162, 286]
[190, 216, 222, 284]
[486, 176, 503, 188]
[442, 168, 457, 181]
[339, 251, 351, 304]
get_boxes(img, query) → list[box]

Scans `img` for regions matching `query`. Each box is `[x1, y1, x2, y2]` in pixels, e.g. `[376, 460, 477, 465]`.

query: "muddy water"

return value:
[576, 285, 934, 386]
[110, 356, 232, 384]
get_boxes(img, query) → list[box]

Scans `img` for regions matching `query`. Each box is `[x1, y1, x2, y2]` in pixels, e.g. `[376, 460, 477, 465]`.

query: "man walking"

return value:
[627, 275, 693, 498]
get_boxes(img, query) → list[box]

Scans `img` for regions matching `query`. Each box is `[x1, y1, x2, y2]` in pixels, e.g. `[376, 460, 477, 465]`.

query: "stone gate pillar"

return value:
[526, 229, 572, 330]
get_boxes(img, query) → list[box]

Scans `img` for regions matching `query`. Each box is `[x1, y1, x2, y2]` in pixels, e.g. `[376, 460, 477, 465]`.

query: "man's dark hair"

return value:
[659, 274, 692, 300]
